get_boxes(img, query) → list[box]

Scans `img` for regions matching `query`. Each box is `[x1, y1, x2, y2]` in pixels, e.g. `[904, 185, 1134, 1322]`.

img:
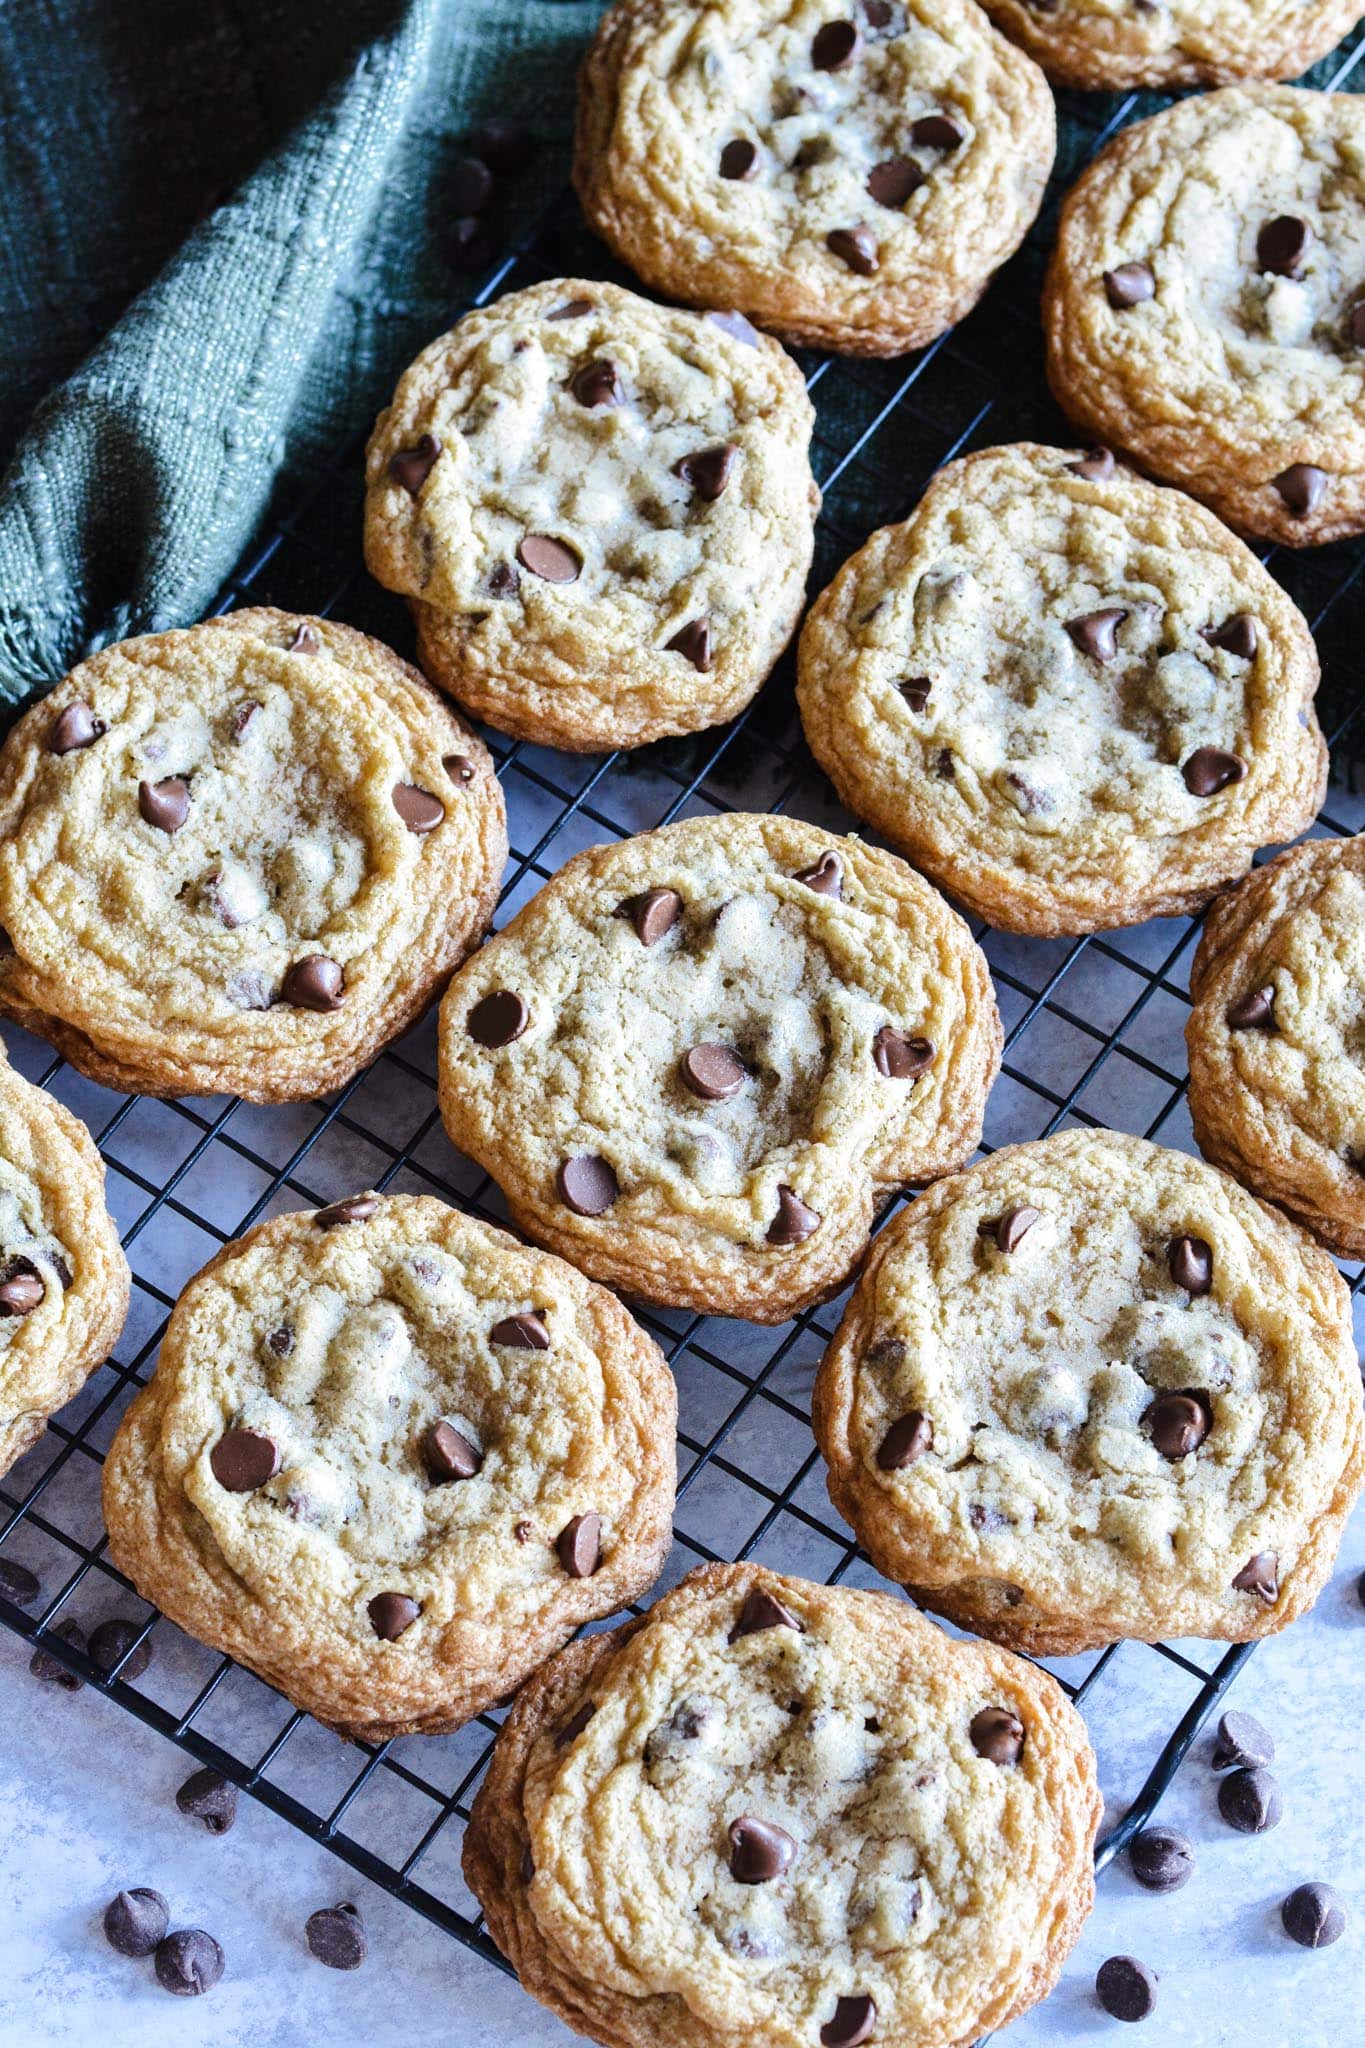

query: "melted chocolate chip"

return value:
[872, 1027, 932, 1079]
[821, 1993, 876, 2048]
[232, 701, 261, 741]
[209, 1429, 280, 1493]
[444, 753, 476, 783]
[1146, 1390, 1212, 1459]
[989, 1206, 1040, 1254]
[287, 622, 320, 655]
[1257, 214, 1311, 279]
[279, 956, 345, 1010]
[138, 775, 192, 833]
[729, 1587, 804, 1641]
[1104, 262, 1155, 308]
[368, 1592, 420, 1640]
[389, 434, 441, 495]
[468, 990, 529, 1047]
[490, 1311, 549, 1349]
[674, 444, 738, 500]
[1226, 983, 1275, 1031]
[1181, 748, 1245, 796]
[570, 359, 623, 408]
[1273, 464, 1327, 517]
[866, 157, 922, 209]
[392, 784, 445, 833]
[970, 1705, 1024, 1763]
[424, 1419, 482, 1482]
[911, 112, 964, 148]
[315, 1194, 379, 1229]
[1168, 1234, 1212, 1294]
[623, 887, 682, 945]
[720, 139, 758, 180]
[518, 534, 581, 583]
[794, 851, 842, 897]
[682, 1044, 746, 1100]
[708, 310, 760, 347]
[1067, 446, 1115, 481]
[767, 1185, 820, 1245]
[47, 702, 106, 754]
[1203, 612, 1258, 659]
[557, 1155, 618, 1216]
[728, 1816, 796, 1884]
[0, 1269, 43, 1316]
[666, 617, 713, 671]
[548, 298, 594, 321]
[556, 1513, 601, 1577]
[901, 677, 931, 713]
[812, 19, 861, 68]
[1066, 607, 1127, 662]
[877, 1410, 933, 1469]
[555, 1700, 596, 1749]
[1232, 1551, 1279, 1604]
[827, 225, 878, 274]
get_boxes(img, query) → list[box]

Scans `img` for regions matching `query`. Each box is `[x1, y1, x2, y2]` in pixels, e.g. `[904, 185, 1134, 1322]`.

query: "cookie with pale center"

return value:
[813, 1128, 1365, 1655]
[102, 1194, 676, 1740]
[979, 0, 1365, 91]
[463, 1562, 1101, 2048]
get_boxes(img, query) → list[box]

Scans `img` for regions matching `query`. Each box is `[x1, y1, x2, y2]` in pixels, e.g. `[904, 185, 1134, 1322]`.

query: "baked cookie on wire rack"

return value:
[813, 1128, 1365, 1656]
[102, 1194, 675, 1741]
[978, 0, 1365, 91]
[574, 0, 1055, 357]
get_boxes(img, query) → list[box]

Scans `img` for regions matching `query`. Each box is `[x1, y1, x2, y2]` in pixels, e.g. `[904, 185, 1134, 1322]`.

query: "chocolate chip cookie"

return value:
[0, 610, 506, 1104]
[1045, 87, 1365, 546]
[0, 1047, 129, 1476]
[814, 1129, 1365, 1656]
[796, 443, 1326, 935]
[101, 1194, 675, 1740]
[463, 1562, 1101, 2048]
[364, 279, 818, 751]
[979, 0, 1365, 91]
[1187, 833, 1365, 1257]
[437, 813, 1002, 1324]
[574, 0, 1055, 358]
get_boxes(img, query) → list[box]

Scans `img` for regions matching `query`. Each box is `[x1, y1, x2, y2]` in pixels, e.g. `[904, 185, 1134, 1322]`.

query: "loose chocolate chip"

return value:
[556, 1512, 601, 1577]
[104, 1888, 169, 1957]
[557, 1154, 619, 1216]
[1182, 747, 1245, 796]
[1226, 984, 1275, 1030]
[392, 783, 445, 834]
[154, 1928, 224, 1997]
[709, 310, 760, 347]
[1067, 446, 1116, 480]
[821, 1993, 876, 2048]
[866, 157, 923, 209]
[389, 434, 441, 495]
[491, 1311, 549, 1349]
[1219, 1764, 1282, 1833]
[1282, 1882, 1345, 1949]
[720, 138, 758, 180]
[1104, 262, 1155, 308]
[794, 851, 842, 897]
[728, 1816, 797, 1884]
[1273, 464, 1327, 517]
[991, 1206, 1040, 1254]
[1212, 1708, 1275, 1772]
[451, 155, 494, 214]
[1096, 1955, 1157, 2023]
[468, 990, 529, 1047]
[1257, 214, 1311, 279]
[424, 1419, 482, 1482]
[1203, 613, 1258, 659]
[306, 1901, 368, 1970]
[88, 1617, 154, 1681]
[682, 1044, 746, 1101]
[445, 752, 476, 783]
[675, 443, 738, 500]
[471, 118, 534, 176]
[1347, 301, 1365, 347]
[1232, 1551, 1279, 1604]
[368, 1592, 421, 1640]
[556, 1700, 596, 1748]
[667, 617, 713, 671]
[623, 887, 682, 946]
[29, 1620, 85, 1688]
[48, 702, 106, 754]
[812, 18, 861, 67]
[176, 1768, 238, 1834]
[1129, 1827, 1194, 1892]
[0, 1558, 40, 1607]
[729, 1588, 804, 1641]
[1146, 1390, 1212, 1459]
[827, 225, 878, 274]
[877, 1410, 933, 1470]
[570, 358, 624, 408]
[209, 1428, 280, 1493]
[1168, 1234, 1212, 1294]
[518, 534, 581, 583]
[911, 112, 964, 148]
[970, 1705, 1024, 1764]
[315, 1194, 379, 1229]
[0, 1269, 44, 1316]
[767, 1185, 820, 1245]
[280, 955, 345, 1010]
[872, 1027, 933, 1079]
[137, 776, 191, 833]
[901, 677, 931, 712]
[1066, 607, 1127, 662]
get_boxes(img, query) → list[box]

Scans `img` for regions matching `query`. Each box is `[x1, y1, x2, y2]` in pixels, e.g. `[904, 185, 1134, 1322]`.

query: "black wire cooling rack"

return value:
[4, 28, 1365, 2016]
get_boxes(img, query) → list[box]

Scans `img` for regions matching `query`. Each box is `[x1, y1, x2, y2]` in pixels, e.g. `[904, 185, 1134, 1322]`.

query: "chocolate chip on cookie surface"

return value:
[364, 278, 818, 752]
[814, 1129, 1365, 1655]
[797, 444, 1325, 936]
[437, 813, 1002, 1323]
[978, 0, 1365, 90]
[574, 0, 1055, 357]
[463, 1562, 1100, 2048]
[101, 1194, 675, 1740]
[1045, 88, 1365, 546]
[0, 610, 506, 1103]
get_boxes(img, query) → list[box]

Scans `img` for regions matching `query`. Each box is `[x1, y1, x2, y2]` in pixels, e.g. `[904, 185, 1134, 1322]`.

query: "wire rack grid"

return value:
[4, 29, 1365, 2018]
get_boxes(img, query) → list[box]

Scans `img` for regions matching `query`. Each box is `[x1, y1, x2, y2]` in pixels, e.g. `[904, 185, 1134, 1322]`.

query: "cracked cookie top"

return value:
[797, 444, 1325, 935]
[814, 1129, 1365, 1655]
[364, 278, 818, 750]
[979, 0, 1365, 90]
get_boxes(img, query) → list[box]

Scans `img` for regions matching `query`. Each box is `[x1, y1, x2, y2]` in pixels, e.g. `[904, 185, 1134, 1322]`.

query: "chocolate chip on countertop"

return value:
[675, 443, 738, 500]
[389, 434, 441, 495]
[1167, 1234, 1212, 1294]
[1096, 1955, 1157, 2023]
[176, 1768, 238, 1835]
[820, 1993, 876, 2047]
[29, 1620, 85, 1689]
[154, 1928, 225, 1997]
[209, 1428, 280, 1493]
[1226, 984, 1275, 1030]
[470, 119, 534, 176]
[490, 1311, 549, 1350]
[1145, 1390, 1212, 1459]
[315, 1194, 379, 1229]
[1273, 464, 1327, 517]
[1066, 607, 1127, 662]
[728, 1815, 797, 1884]
[1129, 1827, 1194, 1892]
[1281, 1882, 1346, 1949]
[103, 1888, 169, 1957]
[1218, 1765, 1283, 1834]
[1257, 214, 1311, 279]
[1211, 1708, 1275, 1772]
[970, 1705, 1024, 1764]
[368, 1592, 421, 1640]
[623, 887, 682, 945]
[1203, 612, 1258, 659]
[450, 156, 494, 215]
[0, 1558, 41, 1608]
[866, 157, 922, 209]
[423, 1419, 482, 1482]
[88, 1617, 154, 1681]
[729, 1587, 804, 1641]
[1104, 262, 1154, 308]
[556, 1513, 602, 1578]
[877, 1410, 933, 1470]
[557, 1155, 619, 1216]
[766, 1185, 820, 1245]
[794, 851, 843, 897]
[1232, 1551, 1280, 1605]
[719, 138, 758, 180]
[392, 784, 445, 834]
[827, 225, 879, 274]
[468, 990, 529, 1047]
[1181, 747, 1245, 796]
[138, 777, 191, 833]
[812, 18, 861, 67]
[47, 702, 106, 754]
[280, 955, 345, 1011]
[306, 1901, 368, 1970]
[682, 1044, 746, 1100]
